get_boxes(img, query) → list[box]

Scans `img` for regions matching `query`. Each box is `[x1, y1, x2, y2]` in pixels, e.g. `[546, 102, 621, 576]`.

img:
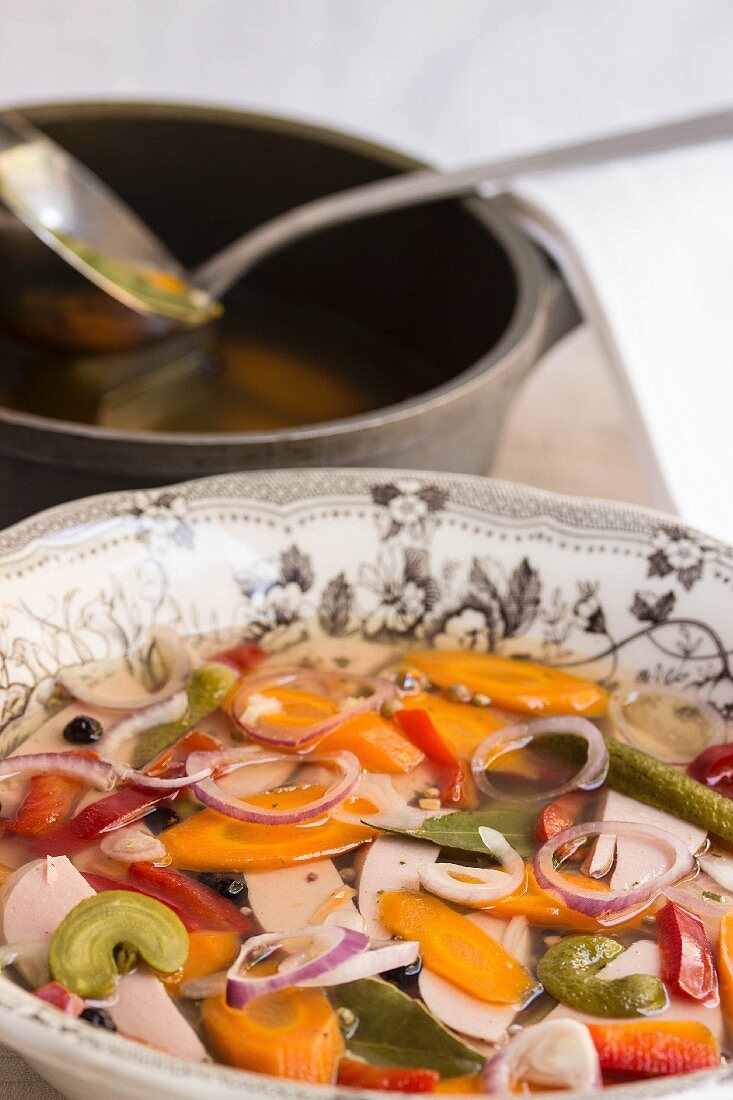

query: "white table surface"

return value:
[0, 0, 729, 1093]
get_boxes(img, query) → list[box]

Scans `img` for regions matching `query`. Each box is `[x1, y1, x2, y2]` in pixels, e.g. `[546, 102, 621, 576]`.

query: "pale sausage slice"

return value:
[112, 968, 208, 1061]
[0, 855, 208, 1061]
[356, 835, 439, 939]
[0, 857, 96, 950]
[418, 914, 531, 1042]
[598, 791, 706, 892]
[246, 859, 356, 932]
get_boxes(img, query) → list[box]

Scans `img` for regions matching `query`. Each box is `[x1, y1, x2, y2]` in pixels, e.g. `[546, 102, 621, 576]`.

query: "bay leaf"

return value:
[330, 978, 485, 1076]
[379, 808, 535, 858]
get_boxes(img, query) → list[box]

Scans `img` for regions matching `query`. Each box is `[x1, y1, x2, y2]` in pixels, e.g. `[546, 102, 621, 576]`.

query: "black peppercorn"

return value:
[80, 1007, 117, 1032]
[63, 715, 104, 745]
[145, 807, 180, 835]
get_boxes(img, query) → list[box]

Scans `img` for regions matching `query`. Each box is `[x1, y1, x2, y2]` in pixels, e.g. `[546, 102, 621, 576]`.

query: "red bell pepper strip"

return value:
[129, 863, 251, 934]
[535, 791, 592, 844]
[82, 872, 203, 931]
[657, 901, 719, 1005]
[12, 751, 99, 839]
[688, 744, 733, 798]
[33, 731, 222, 858]
[337, 1058, 439, 1093]
[394, 708, 476, 807]
[209, 643, 267, 675]
[34, 981, 85, 1017]
[587, 1021, 719, 1078]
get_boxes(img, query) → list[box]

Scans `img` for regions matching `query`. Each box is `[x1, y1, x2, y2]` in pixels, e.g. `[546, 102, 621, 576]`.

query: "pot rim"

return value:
[0, 98, 546, 456]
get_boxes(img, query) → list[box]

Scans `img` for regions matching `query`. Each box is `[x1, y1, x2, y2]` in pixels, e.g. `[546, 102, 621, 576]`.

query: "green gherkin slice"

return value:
[49, 891, 189, 999]
[131, 663, 237, 768]
[537, 935, 667, 1018]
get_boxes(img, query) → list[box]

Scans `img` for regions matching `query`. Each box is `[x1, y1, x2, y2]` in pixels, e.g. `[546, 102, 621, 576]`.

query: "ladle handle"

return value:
[194, 104, 733, 298]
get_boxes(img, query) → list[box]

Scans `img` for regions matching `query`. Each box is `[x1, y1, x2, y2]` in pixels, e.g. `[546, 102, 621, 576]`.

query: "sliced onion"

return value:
[226, 925, 369, 1008]
[101, 691, 188, 758]
[333, 773, 426, 831]
[0, 751, 212, 794]
[113, 763, 213, 790]
[297, 938, 419, 987]
[100, 828, 167, 864]
[417, 826, 525, 906]
[664, 873, 733, 924]
[534, 820, 695, 925]
[187, 746, 360, 825]
[0, 753, 117, 790]
[57, 626, 192, 711]
[230, 667, 396, 749]
[699, 852, 733, 893]
[471, 716, 608, 802]
[483, 1019, 602, 1094]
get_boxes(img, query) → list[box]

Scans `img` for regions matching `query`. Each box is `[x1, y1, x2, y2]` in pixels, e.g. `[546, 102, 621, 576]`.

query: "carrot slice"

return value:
[435, 1075, 484, 1094]
[378, 890, 537, 1004]
[587, 1020, 718, 1078]
[404, 651, 608, 717]
[162, 786, 376, 872]
[400, 693, 508, 759]
[201, 988, 343, 1083]
[164, 930, 240, 992]
[317, 713, 424, 774]
[482, 868, 648, 932]
[717, 910, 733, 1032]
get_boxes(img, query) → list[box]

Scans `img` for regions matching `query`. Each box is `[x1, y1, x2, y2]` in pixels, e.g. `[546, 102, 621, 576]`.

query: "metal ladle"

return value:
[1, 105, 733, 353]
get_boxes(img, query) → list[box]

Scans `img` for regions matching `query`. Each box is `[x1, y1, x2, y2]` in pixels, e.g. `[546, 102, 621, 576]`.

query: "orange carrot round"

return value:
[378, 890, 538, 1005]
[201, 987, 343, 1083]
[405, 651, 608, 716]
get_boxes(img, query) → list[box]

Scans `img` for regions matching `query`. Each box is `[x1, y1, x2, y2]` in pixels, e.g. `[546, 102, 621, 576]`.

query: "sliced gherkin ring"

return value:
[537, 935, 667, 1018]
[49, 891, 189, 999]
[131, 663, 237, 769]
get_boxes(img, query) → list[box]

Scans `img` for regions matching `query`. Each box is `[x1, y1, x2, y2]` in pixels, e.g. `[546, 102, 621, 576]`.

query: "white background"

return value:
[2, 0, 733, 167]
[2, 0, 733, 524]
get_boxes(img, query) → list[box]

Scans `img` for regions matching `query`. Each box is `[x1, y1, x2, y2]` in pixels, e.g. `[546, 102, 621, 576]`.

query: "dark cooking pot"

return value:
[0, 101, 578, 523]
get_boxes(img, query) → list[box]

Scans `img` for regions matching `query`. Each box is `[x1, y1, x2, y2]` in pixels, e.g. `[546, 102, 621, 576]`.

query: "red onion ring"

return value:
[114, 764, 212, 790]
[417, 826, 525, 906]
[534, 820, 695, 925]
[0, 753, 117, 790]
[57, 626, 192, 711]
[181, 935, 418, 1001]
[101, 691, 188, 758]
[186, 746, 361, 824]
[296, 938, 419, 987]
[230, 668, 396, 749]
[483, 1019, 602, 1094]
[471, 716, 608, 802]
[226, 925, 369, 1008]
[0, 752, 210, 793]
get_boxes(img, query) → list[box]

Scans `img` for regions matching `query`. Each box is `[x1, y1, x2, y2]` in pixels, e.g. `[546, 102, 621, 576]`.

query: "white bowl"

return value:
[0, 468, 731, 1100]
